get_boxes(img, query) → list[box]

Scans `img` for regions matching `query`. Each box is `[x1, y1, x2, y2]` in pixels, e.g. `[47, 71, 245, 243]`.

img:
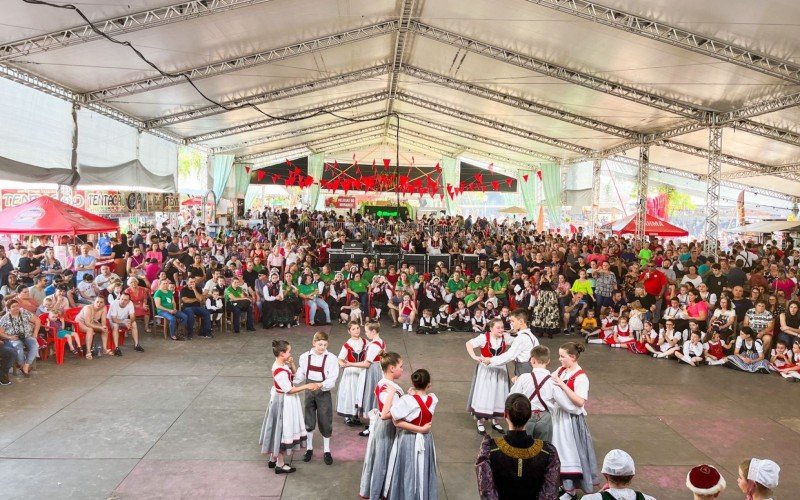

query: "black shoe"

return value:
[323, 452, 333, 465]
[491, 423, 505, 434]
[275, 465, 296, 474]
[358, 426, 370, 437]
[134, 344, 144, 352]
[0, 374, 10, 386]
[267, 460, 276, 469]
[114, 347, 123, 357]
[303, 450, 313, 462]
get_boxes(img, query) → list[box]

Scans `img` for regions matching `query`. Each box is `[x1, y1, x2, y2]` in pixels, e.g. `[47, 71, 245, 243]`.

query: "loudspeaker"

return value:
[374, 244, 399, 253]
[461, 254, 480, 274]
[428, 254, 451, 274]
[344, 240, 365, 251]
[329, 251, 351, 270]
[402, 254, 427, 272]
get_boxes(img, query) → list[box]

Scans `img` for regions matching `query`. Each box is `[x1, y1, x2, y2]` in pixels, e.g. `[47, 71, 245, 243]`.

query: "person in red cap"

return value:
[686, 464, 726, 499]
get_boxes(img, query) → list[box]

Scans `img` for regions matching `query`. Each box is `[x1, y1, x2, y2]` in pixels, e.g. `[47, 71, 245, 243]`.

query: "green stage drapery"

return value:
[441, 156, 459, 215]
[211, 154, 234, 206]
[517, 169, 539, 219]
[306, 153, 324, 210]
[541, 163, 562, 226]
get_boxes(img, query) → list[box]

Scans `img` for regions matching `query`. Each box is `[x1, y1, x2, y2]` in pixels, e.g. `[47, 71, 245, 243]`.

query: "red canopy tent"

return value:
[602, 213, 688, 237]
[0, 196, 118, 236]
[181, 197, 202, 206]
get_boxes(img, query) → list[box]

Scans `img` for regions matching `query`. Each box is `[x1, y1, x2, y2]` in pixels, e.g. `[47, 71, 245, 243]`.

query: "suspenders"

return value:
[528, 372, 551, 411]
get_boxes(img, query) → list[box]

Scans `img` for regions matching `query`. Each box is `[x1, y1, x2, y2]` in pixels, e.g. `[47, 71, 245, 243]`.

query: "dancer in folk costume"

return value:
[385, 369, 439, 500]
[628, 320, 659, 355]
[417, 308, 439, 335]
[769, 339, 792, 373]
[355, 322, 387, 437]
[704, 329, 733, 366]
[337, 321, 369, 425]
[653, 319, 683, 358]
[675, 330, 706, 366]
[550, 342, 599, 498]
[295, 332, 340, 465]
[487, 309, 540, 376]
[466, 318, 511, 435]
[724, 326, 772, 374]
[260, 340, 321, 474]
[359, 352, 404, 500]
[435, 304, 451, 331]
[778, 340, 800, 380]
[605, 316, 635, 348]
[509, 345, 580, 443]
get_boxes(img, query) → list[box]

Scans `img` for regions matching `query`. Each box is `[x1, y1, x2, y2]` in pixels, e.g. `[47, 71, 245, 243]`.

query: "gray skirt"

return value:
[359, 411, 397, 499]
[385, 430, 438, 500]
[725, 354, 772, 373]
[358, 363, 383, 413]
[563, 413, 599, 493]
[259, 393, 306, 456]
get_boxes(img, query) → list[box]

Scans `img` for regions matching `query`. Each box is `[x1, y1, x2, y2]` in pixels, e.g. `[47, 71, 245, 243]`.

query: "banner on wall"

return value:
[325, 196, 357, 209]
[1, 189, 180, 215]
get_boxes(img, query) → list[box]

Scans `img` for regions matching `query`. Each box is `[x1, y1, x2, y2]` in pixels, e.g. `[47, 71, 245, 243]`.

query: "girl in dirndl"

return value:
[359, 352, 404, 500]
[628, 320, 658, 355]
[337, 322, 368, 425]
[259, 340, 321, 474]
[550, 342, 599, 498]
[704, 329, 733, 366]
[465, 318, 510, 435]
[605, 315, 635, 348]
[724, 326, 772, 374]
[385, 368, 438, 500]
[355, 322, 387, 437]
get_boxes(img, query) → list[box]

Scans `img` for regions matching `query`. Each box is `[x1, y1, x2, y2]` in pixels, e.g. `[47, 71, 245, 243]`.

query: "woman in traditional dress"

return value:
[466, 318, 510, 435]
[259, 340, 320, 474]
[532, 281, 561, 338]
[724, 326, 772, 373]
[550, 342, 599, 498]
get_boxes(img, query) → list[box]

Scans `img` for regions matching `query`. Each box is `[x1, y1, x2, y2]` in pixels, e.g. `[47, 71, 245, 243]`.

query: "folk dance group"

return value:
[466, 310, 599, 499]
[259, 321, 439, 499]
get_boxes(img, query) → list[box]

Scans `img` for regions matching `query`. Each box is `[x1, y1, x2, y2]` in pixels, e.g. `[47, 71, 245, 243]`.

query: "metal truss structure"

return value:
[146, 65, 390, 128]
[383, 0, 418, 137]
[236, 125, 384, 163]
[0, 0, 274, 61]
[720, 164, 800, 180]
[525, 0, 800, 84]
[85, 21, 397, 102]
[187, 91, 387, 143]
[634, 145, 649, 242]
[704, 128, 722, 255]
[590, 158, 602, 234]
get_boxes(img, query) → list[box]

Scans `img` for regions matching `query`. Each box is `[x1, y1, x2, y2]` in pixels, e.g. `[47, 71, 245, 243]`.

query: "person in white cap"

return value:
[581, 449, 655, 500]
[738, 458, 780, 500]
[686, 464, 726, 499]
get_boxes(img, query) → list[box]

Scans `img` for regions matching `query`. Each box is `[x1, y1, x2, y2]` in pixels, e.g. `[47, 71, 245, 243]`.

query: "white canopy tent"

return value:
[1, 0, 799, 246]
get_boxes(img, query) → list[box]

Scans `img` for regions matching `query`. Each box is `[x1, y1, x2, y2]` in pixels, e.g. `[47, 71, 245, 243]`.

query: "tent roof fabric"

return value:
[0, 155, 79, 186]
[727, 220, 800, 234]
[602, 213, 689, 237]
[0, 196, 118, 236]
[78, 160, 176, 192]
[2, 1, 800, 198]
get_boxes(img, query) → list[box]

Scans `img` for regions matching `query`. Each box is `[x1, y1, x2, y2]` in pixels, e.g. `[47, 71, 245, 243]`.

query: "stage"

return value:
[0, 322, 798, 498]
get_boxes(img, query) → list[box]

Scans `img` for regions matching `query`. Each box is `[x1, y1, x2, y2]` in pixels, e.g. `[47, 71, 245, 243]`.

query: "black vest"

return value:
[489, 432, 552, 499]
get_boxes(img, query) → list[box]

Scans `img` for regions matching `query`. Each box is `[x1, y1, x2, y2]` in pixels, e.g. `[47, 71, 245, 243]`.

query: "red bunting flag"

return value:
[439, 193, 444, 201]
[342, 179, 350, 194]
[256, 170, 265, 182]
[334, 160, 340, 171]
[505, 178, 513, 187]
[330, 178, 340, 191]
[446, 184, 455, 200]
[383, 158, 391, 169]
[271, 173, 280, 184]
[244, 166, 251, 174]
[285, 159, 293, 167]
[491, 180, 499, 191]
[523, 174, 529, 182]
[536, 170, 543, 181]
[474, 173, 483, 185]
[434, 163, 441, 173]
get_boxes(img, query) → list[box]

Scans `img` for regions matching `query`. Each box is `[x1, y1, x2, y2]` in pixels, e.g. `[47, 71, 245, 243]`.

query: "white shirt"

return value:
[683, 341, 704, 358]
[489, 328, 539, 365]
[390, 393, 439, 422]
[107, 299, 135, 322]
[582, 488, 655, 500]
[509, 367, 579, 413]
[294, 349, 340, 392]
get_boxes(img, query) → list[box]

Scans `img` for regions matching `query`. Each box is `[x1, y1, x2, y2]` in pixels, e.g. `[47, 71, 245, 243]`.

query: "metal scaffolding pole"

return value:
[590, 157, 603, 235]
[704, 127, 723, 256]
[635, 145, 650, 243]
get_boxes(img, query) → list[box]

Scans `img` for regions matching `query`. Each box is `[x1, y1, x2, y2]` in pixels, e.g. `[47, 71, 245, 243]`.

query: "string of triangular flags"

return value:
[252, 159, 543, 200]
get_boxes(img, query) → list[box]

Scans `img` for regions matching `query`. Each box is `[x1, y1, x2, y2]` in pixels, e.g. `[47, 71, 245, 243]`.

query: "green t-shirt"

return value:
[298, 283, 318, 297]
[468, 281, 484, 292]
[407, 273, 420, 284]
[638, 248, 653, 266]
[349, 279, 368, 294]
[320, 272, 336, 284]
[491, 279, 507, 293]
[571, 279, 594, 297]
[225, 286, 245, 301]
[153, 289, 174, 311]
[447, 278, 465, 293]
[363, 270, 376, 284]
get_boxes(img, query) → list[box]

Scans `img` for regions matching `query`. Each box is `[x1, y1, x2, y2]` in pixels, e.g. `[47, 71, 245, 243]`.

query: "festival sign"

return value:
[85, 191, 126, 216]
[1, 189, 87, 211]
[1, 190, 180, 215]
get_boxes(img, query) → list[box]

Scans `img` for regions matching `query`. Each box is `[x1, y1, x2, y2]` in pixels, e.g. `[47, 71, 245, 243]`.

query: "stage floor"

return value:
[1, 321, 798, 499]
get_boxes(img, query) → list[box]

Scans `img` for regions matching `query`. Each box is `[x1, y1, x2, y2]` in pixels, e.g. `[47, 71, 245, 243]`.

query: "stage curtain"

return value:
[211, 154, 235, 205]
[244, 185, 259, 210]
[306, 153, 324, 210]
[234, 163, 250, 197]
[541, 163, 562, 226]
[517, 169, 538, 219]
[441, 156, 460, 214]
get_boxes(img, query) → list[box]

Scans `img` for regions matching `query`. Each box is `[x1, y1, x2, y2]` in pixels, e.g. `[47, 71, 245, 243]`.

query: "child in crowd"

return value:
[206, 288, 224, 328]
[398, 294, 417, 331]
[295, 332, 339, 465]
[359, 352, 404, 500]
[417, 308, 438, 335]
[49, 309, 82, 356]
[336, 322, 368, 426]
[385, 368, 438, 500]
[770, 339, 792, 372]
[676, 330, 705, 366]
[629, 320, 658, 355]
[436, 304, 451, 331]
[725, 327, 772, 374]
[606, 316, 635, 348]
[348, 299, 364, 325]
[580, 309, 600, 340]
[705, 329, 733, 366]
[259, 340, 320, 474]
[450, 299, 472, 331]
[686, 319, 706, 343]
[778, 341, 800, 380]
[497, 306, 512, 331]
[654, 319, 683, 359]
[472, 306, 488, 333]
[355, 322, 386, 437]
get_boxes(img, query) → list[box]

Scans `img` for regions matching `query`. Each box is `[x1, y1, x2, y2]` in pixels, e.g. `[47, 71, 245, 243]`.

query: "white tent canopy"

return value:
[0, 0, 799, 200]
[79, 160, 176, 192]
[727, 220, 800, 234]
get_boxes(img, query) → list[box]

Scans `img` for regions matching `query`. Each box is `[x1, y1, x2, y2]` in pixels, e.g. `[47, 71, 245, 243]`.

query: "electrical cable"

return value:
[22, 0, 398, 126]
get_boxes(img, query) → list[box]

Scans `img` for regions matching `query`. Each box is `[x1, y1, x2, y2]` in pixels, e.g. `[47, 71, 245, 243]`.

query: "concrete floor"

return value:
[1, 322, 798, 499]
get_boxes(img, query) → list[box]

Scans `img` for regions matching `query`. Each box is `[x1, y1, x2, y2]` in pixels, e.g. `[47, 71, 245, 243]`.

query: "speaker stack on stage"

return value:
[328, 250, 465, 274]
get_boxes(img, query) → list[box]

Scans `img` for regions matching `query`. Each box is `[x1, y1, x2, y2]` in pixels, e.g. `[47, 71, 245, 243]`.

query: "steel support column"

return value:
[635, 145, 650, 243]
[704, 127, 723, 256]
[590, 157, 603, 235]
